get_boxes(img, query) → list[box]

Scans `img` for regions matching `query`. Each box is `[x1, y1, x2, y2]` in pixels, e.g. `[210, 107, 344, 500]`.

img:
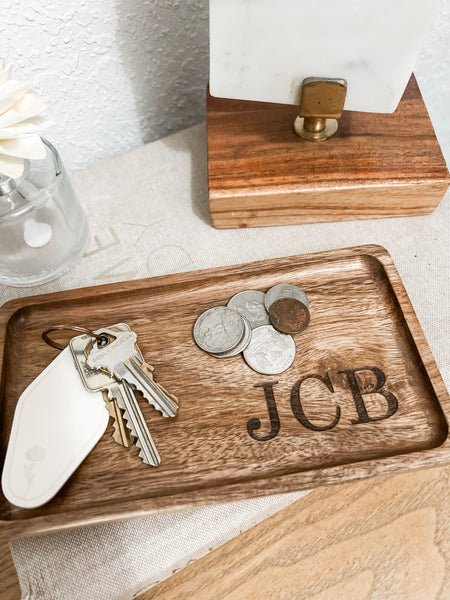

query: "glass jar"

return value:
[0, 140, 89, 287]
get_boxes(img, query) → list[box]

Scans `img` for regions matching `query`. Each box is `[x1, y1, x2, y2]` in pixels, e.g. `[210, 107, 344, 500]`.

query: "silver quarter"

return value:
[193, 306, 245, 354]
[210, 316, 252, 358]
[264, 283, 309, 311]
[243, 325, 296, 375]
[227, 290, 270, 329]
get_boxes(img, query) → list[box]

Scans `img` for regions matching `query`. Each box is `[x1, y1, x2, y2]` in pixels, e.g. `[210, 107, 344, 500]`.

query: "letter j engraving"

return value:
[247, 382, 281, 441]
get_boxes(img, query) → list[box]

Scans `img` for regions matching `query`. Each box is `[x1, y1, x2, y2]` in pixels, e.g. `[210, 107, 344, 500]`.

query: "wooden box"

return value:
[207, 76, 450, 228]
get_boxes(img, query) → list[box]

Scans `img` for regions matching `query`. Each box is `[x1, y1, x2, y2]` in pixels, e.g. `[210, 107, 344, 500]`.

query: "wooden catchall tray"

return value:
[0, 245, 449, 551]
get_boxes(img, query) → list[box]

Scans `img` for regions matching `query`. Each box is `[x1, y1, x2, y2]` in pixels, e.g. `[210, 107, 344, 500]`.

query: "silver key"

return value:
[107, 380, 161, 467]
[70, 324, 140, 448]
[87, 328, 178, 418]
[70, 326, 159, 463]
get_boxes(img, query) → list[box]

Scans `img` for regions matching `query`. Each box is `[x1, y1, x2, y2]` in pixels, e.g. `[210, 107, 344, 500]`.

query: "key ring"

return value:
[42, 325, 109, 350]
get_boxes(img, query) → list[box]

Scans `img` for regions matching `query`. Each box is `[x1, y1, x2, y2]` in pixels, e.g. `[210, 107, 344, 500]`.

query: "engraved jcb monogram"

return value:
[247, 366, 399, 442]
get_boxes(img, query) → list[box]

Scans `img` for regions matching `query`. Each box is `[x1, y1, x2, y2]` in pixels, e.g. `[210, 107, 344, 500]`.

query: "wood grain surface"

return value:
[136, 465, 450, 600]
[0, 245, 449, 591]
[207, 76, 450, 228]
[3, 465, 449, 599]
[0, 533, 20, 600]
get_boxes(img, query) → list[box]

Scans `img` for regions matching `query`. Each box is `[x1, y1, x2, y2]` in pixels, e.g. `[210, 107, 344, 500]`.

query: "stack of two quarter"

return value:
[193, 284, 310, 375]
[193, 306, 252, 358]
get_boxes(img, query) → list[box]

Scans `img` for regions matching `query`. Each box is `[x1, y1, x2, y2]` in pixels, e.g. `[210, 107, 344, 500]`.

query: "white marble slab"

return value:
[209, 0, 440, 113]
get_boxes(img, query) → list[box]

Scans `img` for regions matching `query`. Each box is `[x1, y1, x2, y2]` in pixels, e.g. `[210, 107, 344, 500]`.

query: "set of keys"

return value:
[70, 323, 178, 467]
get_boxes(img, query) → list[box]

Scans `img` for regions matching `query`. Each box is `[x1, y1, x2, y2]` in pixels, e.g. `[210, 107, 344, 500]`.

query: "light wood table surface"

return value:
[2, 464, 449, 599]
[134, 465, 450, 600]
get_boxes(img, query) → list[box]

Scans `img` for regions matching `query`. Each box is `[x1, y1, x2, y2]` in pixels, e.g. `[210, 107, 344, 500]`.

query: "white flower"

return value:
[0, 60, 53, 179]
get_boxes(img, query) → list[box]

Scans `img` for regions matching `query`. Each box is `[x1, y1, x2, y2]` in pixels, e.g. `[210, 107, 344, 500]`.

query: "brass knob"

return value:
[294, 77, 347, 141]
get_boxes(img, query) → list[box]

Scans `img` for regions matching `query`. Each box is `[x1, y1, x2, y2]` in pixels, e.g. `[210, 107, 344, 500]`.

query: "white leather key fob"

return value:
[1, 347, 108, 509]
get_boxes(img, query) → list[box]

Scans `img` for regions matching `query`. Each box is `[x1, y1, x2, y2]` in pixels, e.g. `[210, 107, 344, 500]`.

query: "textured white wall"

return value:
[0, 0, 448, 172]
[415, 0, 450, 166]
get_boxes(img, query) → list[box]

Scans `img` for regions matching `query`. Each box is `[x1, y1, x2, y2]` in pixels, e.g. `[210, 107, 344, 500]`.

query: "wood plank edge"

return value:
[0, 525, 21, 600]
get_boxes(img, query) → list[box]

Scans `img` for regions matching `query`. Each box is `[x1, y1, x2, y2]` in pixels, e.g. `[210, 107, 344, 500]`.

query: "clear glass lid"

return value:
[0, 139, 61, 223]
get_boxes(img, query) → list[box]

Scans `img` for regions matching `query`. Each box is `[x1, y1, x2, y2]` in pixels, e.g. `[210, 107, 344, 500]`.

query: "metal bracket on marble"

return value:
[294, 77, 347, 141]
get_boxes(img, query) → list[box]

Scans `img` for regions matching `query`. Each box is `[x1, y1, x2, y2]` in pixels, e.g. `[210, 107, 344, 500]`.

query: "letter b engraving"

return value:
[339, 367, 398, 424]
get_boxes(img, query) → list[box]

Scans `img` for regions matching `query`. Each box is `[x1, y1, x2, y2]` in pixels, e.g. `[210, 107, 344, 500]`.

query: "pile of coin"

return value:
[193, 284, 310, 375]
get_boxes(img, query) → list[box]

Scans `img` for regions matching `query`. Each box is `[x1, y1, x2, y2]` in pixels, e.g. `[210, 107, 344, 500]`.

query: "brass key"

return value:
[101, 390, 133, 448]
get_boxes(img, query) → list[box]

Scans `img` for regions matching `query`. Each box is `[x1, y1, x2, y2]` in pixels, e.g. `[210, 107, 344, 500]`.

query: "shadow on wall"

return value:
[114, 0, 209, 144]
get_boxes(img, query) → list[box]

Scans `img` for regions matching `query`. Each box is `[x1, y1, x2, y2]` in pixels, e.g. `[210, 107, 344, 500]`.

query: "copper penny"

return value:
[269, 297, 310, 334]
